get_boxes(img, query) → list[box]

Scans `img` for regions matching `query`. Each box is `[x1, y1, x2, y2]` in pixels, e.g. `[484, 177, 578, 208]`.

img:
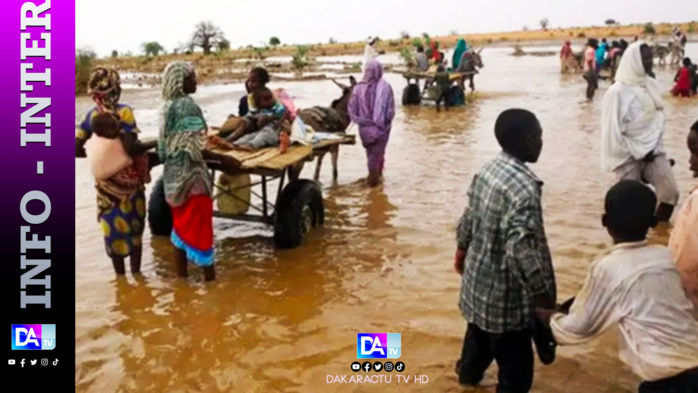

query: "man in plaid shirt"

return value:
[454, 109, 557, 392]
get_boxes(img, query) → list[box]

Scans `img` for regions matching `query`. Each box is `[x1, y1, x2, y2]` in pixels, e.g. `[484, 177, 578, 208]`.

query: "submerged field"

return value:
[77, 22, 695, 92]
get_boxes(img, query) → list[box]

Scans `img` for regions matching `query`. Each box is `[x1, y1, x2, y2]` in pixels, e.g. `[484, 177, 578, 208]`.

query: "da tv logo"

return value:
[357, 333, 401, 359]
[11, 324, 56, 350]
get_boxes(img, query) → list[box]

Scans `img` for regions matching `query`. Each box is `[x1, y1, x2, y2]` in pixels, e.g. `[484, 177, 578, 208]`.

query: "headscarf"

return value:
[349, 59, 395, 132]
[88, 67, 121, 113]
[452, 39, 468, 68]
[158, 61, 203, 162]
[601, 41, 665, 171]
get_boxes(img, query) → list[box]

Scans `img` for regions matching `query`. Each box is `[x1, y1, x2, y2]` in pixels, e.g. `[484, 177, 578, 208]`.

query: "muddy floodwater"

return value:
[76, 44, 698, 393]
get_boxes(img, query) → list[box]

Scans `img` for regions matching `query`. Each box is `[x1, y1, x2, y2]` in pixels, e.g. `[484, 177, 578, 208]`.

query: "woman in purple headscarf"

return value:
[348, 59, 395, 187]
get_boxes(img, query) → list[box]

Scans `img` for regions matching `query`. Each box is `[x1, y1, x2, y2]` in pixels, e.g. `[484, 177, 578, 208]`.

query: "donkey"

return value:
[668, 42, 684, 67]
[653, 44, 670, 66]
[457, 47, 484, 92]
[296, 77, 356, 181]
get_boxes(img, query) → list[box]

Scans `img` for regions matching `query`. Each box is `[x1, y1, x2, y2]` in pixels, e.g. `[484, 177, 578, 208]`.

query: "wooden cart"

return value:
[148, 134, 356, 249]
[398, 70, 475, 105]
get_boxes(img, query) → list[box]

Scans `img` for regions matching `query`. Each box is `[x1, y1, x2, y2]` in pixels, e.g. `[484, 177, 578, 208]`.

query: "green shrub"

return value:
[75, 48, 96, 95]
[644, 23, 656, 35]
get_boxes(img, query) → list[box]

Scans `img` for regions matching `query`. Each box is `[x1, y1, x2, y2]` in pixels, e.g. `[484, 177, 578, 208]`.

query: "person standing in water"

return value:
[536, 180, 698, 393]
[159, 61, 241, 281]
[348, 59, 395, 187]
[583, 38, 599, 101]
[672, 58, 694, 97]
[601, 41, 679, 223]
[75, 68, 156, 276]
[596, 38, 608, 73]
[668, 120, 698, 319]
[455, 109, 556, 392]
[560, 40, 573, 73]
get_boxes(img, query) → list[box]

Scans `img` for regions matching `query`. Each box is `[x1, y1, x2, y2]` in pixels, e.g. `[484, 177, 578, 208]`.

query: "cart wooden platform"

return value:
[147, 134, 356, 249]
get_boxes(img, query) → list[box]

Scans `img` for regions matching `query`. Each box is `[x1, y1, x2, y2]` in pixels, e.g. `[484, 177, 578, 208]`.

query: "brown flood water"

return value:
[76, 45, 698, 393]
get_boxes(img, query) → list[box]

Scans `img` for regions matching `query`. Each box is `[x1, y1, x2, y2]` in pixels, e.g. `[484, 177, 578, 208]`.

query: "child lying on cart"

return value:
[225, 87, 287, 149]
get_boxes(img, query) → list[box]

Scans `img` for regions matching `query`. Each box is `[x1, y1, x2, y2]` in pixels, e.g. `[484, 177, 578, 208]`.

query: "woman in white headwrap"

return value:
[600, 41, 679, 222]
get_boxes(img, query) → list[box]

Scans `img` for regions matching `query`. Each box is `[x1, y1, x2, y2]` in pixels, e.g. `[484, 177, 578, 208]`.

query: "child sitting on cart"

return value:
[226, 87, 286, 148]
[227, 87, 289, 149]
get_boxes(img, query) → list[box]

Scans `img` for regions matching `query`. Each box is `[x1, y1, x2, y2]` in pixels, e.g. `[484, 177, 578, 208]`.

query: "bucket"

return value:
[216, 173, 251, 215]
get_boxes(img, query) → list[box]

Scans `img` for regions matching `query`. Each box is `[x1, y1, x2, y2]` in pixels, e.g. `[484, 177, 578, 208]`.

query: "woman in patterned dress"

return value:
[75, 68, 156, 275]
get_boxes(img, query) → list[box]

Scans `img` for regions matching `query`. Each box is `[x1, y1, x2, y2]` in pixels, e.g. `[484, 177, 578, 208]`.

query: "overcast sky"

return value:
[76, 0, 697, 57]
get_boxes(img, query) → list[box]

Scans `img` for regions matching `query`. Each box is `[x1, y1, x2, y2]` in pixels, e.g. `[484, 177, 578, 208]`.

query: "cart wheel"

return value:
[447, 85, 466, 106]
[147, 176, 173, 236]
[274, 180, 325, 249]
[402, 83, 421, 106]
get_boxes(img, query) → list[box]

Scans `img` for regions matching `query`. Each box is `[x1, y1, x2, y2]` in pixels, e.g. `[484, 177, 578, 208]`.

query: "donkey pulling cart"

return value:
[148, 134, 356, 249]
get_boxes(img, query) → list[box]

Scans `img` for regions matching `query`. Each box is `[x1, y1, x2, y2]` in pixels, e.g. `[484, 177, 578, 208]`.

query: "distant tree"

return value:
[605, 19, 618, 26]
[141, 41, 165, 56]
[111, 50, 118, 58]
[449, 30, 458, 36]
[217, 38, 230, 52]
[540, 18, 550, 31]
[269, 36, 281, 46]
[644, 22, 656, 35]
[329, 37, 337, 44]
[523, 25, 530, 31]
[189, 21, 226, 55]
[400, 31, 410, 40]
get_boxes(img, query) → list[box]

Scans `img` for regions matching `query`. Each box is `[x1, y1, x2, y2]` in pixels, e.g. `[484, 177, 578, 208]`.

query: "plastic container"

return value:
[279, 131, 290, 153]
[216, 173, 251, 215]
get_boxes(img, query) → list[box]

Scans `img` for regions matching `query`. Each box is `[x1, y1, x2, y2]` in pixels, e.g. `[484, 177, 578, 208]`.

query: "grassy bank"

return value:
[76, 21, 695, 95]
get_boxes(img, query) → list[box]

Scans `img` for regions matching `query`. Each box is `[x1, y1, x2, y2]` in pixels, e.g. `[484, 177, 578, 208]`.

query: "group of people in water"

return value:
[456, 40, 698, 392]
[75, 32, 698, 392]
[560, 29, 697, 101]
[77, 52, 397, 281]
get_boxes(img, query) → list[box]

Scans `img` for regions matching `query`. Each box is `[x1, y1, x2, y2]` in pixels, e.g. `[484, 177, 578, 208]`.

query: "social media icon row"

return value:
[8, 358, 57, 367]
[351, 361, 405, 373]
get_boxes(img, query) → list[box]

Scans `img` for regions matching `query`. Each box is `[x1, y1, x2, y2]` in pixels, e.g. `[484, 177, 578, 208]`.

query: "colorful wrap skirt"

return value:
[98, 188, 146, 258]
[170, 194, 214, 266]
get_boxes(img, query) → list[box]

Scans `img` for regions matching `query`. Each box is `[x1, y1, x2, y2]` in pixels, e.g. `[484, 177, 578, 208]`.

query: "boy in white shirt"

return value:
[537, 180, 698, 392]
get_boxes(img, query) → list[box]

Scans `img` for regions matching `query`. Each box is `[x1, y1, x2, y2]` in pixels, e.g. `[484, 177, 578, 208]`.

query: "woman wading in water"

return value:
[75, 68, 157, 276]
[348, 59, 395, 187]
[159, 61, 241, 281]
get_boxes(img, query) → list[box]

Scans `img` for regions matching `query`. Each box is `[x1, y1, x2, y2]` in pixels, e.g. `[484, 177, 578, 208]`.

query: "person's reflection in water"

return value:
[112, 276, 161, 390]
[114, 278, 228, 391]
[365, 186, 397, 232]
